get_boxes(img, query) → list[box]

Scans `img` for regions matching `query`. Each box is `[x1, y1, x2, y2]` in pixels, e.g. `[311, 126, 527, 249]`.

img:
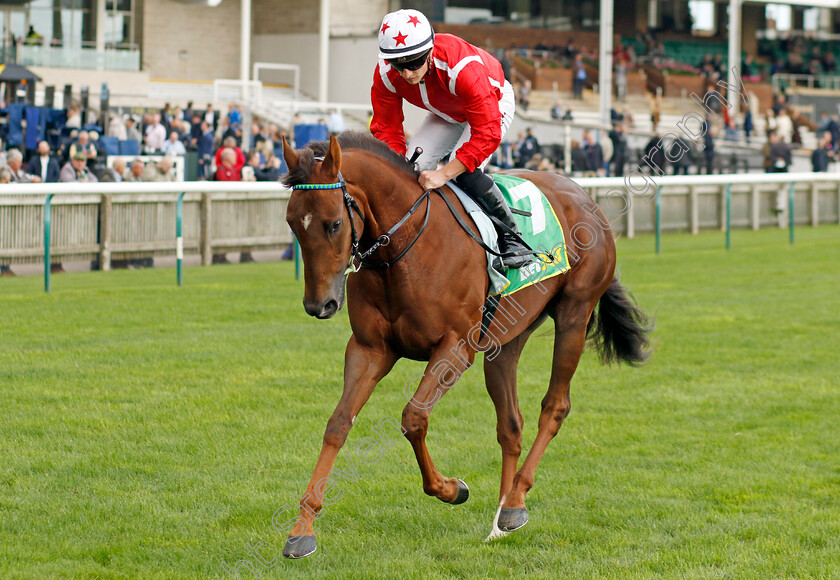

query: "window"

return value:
[689, 1, 715, 35]
[766, 4, 792, 32]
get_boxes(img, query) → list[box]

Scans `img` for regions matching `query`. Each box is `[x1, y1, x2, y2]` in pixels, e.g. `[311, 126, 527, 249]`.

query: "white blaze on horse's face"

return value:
[302, 213, 313, 231]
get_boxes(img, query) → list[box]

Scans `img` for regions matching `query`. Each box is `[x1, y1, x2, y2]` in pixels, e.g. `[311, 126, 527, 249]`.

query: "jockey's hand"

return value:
[418, 169, 449, 191]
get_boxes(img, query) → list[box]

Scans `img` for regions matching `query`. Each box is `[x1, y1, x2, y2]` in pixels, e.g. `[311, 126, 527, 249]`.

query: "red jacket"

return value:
[215, 165, 241, 181]
[371, 33, 506, 173]
[214, 147, 245, 173]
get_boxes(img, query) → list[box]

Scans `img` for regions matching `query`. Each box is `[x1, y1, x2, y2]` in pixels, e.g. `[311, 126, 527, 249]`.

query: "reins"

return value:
[293, 161, 550, 274]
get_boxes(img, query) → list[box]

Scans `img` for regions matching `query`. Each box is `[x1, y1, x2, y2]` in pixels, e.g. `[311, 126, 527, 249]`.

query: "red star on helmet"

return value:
[407, 15, 421, 27]
[381, 21, 390, 35]
[393, 31, 408, 46]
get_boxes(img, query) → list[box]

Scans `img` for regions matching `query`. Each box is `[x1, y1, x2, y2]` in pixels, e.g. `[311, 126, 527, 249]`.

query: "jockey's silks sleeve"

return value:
[370, 61, 408, 157]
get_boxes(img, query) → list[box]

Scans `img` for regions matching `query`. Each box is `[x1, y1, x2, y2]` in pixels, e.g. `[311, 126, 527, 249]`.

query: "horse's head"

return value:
[284, 136, 358, 319]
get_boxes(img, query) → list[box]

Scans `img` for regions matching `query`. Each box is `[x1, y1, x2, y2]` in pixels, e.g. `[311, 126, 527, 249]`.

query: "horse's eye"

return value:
[327, 220, 342, 235]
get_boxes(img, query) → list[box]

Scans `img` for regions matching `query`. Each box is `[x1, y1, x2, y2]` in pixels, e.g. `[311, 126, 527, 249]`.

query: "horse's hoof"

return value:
[282, 535, 317, 559]
[450, 479, 469, 505]
[498, 507, 528, 532]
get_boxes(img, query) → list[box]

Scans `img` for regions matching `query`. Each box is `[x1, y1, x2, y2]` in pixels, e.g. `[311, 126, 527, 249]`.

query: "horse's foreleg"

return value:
[497, 300, 592, 534]
[483, 331, 531, 503]
[401, 337, 475, 504]
[282, 336, 396, 559]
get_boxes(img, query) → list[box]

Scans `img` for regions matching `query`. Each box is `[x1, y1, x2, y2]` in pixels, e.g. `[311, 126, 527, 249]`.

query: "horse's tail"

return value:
[587, 278, 653, 366]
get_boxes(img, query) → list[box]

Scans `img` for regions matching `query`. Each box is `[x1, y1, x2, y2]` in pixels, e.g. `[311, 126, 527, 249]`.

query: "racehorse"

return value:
[280, 132, 651, 558]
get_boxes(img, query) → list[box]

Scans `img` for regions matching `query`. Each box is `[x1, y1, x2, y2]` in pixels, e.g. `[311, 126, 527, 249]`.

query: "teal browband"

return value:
[293, 181, 345, 190]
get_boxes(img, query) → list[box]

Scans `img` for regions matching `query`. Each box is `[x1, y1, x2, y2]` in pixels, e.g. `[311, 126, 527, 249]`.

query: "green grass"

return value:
[1, 225, 839, 579]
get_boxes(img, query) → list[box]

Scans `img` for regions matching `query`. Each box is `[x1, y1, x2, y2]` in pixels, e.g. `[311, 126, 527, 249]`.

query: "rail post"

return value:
[176, 192, 185, 286]
[725, 184, 732, 250]
[294, 235, 301, 280]
[43, 193, 54, 293]
[788, 181, 795, 245]
[655, 185, 662, 254]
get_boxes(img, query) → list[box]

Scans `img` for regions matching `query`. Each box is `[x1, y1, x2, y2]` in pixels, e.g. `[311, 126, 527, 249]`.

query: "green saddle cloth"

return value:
[491, 174, 570, 296]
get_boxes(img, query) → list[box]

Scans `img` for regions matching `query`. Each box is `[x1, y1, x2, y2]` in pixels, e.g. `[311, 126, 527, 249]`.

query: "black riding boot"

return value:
[456, 169, 534, 269]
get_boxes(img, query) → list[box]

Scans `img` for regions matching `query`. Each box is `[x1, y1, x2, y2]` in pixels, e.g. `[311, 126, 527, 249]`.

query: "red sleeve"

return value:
[452, 64, 502, 172]
[235, 149, 246, 171]
[370, 64, 407, 156]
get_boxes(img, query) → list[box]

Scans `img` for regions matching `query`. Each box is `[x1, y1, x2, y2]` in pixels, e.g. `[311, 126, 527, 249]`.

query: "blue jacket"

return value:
[198, 131, 215, 159]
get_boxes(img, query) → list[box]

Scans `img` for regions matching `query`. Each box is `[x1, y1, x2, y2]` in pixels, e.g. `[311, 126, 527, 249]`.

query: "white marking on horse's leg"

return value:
[485, 495, 510, 542]
[351, 415, 356, 425]
[302, 213, 313, 231]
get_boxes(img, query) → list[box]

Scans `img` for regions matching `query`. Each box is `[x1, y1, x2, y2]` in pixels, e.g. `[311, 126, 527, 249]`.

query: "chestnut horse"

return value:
[280, 132, 651, 558]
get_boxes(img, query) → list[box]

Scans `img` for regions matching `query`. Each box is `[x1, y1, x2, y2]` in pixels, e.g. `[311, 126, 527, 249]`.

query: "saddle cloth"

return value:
[447, 173, 570, 296]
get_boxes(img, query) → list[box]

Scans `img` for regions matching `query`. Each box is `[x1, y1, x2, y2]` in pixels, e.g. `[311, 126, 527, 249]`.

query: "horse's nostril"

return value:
[320, 300, 339, 319]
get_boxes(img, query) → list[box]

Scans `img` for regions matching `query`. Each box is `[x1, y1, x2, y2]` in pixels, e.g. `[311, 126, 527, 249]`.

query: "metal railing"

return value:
[772, 73, 840, 92]
[1, 173, 838, 292]
[15, 44, 141, 72]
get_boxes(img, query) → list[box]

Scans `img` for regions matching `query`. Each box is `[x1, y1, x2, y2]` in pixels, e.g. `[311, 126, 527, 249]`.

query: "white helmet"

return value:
[378, 9, 434, 62]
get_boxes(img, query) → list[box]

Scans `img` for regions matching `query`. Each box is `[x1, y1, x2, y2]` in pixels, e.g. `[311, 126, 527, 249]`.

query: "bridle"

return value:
[292, 170, 431, 274]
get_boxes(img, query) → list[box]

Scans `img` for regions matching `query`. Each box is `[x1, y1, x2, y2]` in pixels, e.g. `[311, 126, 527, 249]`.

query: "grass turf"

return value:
[1, 225, 838, 579]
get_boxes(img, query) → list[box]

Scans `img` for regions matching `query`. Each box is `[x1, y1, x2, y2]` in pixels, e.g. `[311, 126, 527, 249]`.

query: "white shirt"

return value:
[39, 156, 50, 182]
[162, 139, 186, 155]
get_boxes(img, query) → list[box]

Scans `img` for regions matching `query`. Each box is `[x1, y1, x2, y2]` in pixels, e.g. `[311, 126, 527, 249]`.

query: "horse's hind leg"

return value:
[497, 298, 593, 533]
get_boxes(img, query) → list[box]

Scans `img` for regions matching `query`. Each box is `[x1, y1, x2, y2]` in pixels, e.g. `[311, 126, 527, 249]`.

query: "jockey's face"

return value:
[397, 59, 429, 85]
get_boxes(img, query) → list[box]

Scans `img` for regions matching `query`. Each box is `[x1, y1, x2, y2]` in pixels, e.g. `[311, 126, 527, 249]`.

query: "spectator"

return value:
[518, 128, 540, 166]
[227, 103, 242, 129]
[570, 140, 588, 174]
[108, 115, 127, 140]
[764, 131, 791, 173]
[671, 137, 693, 175]
[744, 109, 754, 144]
[69, 131, 97, 165]
[162, 131, 186, 156]
[614, 58, 628, 100]
[204, 103, 219, 131]
[123, 159, 145, 182]
[160, 103, 173, 131]
[573, 54, 586, 99]
[643, 133, 667, 176]
[245, 150, 282, 181]
[125, 116, 141, 142]
[772, 94, 787, 117]
[811, 132, 834, 172]
[7, 149, 42, 183]
[142, 157, 175, 182]
[328, 109, 346, 134]
[100, 158, 126, 182]
[724, 119, 739, 142]
[188, 113, 203, 151]
[582, 131, 604, 177]
[609, 123, 628, 177]
[214, 136, 245, 175]
[827, 114, 840, 150]
[144, 113, 166, 153]
[518, 80, 531, 111]
[66, 105, 82, 129]
[197, 121, 215, 180]
[701, 116, 715, 174]
[0, 166, 10, 184]
[27, 141, 60, 183]
[215, 147, 241, 181]
[775, 108, 793, 143]
[60, 152, 99, 182]
[741, 55, 760, 82]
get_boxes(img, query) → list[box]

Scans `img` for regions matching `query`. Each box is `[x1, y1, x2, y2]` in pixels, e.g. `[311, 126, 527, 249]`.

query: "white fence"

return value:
[1, 173, 838, 285]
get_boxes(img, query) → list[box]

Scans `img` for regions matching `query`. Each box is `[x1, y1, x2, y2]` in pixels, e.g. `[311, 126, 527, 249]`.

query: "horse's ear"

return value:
[282, 136, 299, 172]
[321, 135, 342, 178]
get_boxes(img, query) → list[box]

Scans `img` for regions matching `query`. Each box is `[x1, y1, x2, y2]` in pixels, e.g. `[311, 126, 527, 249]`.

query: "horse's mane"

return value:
[282, 131, 418, 188]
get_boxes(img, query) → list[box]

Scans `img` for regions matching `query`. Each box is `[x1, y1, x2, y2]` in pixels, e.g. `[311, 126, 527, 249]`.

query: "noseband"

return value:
[292, 170, 431, 273]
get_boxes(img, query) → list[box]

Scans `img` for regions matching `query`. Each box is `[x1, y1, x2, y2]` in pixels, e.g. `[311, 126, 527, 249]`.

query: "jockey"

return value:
[370, 9, 533, 269]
